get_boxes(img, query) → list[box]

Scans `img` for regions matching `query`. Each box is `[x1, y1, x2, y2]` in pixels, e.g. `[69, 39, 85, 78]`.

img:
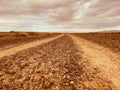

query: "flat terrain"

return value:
[0, 33, 120, 90]
[0, 32, 60, 51]
[73, 33, 120, 53]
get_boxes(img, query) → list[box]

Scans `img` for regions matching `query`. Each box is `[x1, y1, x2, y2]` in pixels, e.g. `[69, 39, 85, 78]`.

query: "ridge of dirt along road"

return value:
[0, 35, 116, 90]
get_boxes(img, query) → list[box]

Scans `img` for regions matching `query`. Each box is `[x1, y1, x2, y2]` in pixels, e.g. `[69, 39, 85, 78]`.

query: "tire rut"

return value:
[0, 35, 115, 90]
[0, 34, 63, 58]
[69, 34, 119, 90]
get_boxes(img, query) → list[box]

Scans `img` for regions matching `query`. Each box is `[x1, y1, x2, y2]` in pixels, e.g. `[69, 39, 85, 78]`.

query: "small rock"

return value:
[64, 85, 76, 90]
[70, 81, 74, 84]
[43, 81, 53, 89]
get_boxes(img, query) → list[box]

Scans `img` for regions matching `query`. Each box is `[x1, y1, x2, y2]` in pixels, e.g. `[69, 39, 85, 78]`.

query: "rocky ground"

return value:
[0, 35, 116, 90]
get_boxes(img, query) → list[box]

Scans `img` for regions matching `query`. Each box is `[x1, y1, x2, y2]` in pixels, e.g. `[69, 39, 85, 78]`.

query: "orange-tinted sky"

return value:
[0, 0, 120, 32]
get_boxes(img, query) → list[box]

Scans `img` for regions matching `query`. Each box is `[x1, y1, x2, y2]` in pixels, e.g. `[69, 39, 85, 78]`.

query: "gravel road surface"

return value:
[0, 35, 117, 90]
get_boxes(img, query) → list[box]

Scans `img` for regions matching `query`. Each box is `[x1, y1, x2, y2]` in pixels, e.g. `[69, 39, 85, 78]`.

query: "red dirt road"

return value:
[0, 34, 119, 90]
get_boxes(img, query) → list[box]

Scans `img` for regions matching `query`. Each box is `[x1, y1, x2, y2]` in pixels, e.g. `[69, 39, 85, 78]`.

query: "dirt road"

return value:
[0, 34, 119, 90]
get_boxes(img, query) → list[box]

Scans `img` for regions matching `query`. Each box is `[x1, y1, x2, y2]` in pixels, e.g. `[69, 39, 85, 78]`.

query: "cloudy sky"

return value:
[0, 0, 120, 32]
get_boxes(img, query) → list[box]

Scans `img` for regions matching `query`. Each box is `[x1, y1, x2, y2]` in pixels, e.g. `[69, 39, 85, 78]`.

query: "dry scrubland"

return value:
[0, 32, 60, 50]
[73, 33, 120, 53]
[0, 32, 120, 90]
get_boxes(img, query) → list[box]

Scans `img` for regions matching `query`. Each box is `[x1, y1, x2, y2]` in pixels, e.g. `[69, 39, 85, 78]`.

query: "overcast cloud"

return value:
[0, 0, 120, 32]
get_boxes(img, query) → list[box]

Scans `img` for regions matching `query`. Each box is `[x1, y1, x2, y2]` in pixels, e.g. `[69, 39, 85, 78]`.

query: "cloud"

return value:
[85, 0, 120, 17]
[0, 0, 120, 32]
[46, 6, 77, 25]
[0, 0, 76, 15]
[28, 0, 74, 8]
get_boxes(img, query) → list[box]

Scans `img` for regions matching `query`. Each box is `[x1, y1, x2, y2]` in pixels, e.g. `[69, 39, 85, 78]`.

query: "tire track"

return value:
[0, 35, 115, 90]
[69, 34, 120, 90]
[0, 34, 63, 58]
